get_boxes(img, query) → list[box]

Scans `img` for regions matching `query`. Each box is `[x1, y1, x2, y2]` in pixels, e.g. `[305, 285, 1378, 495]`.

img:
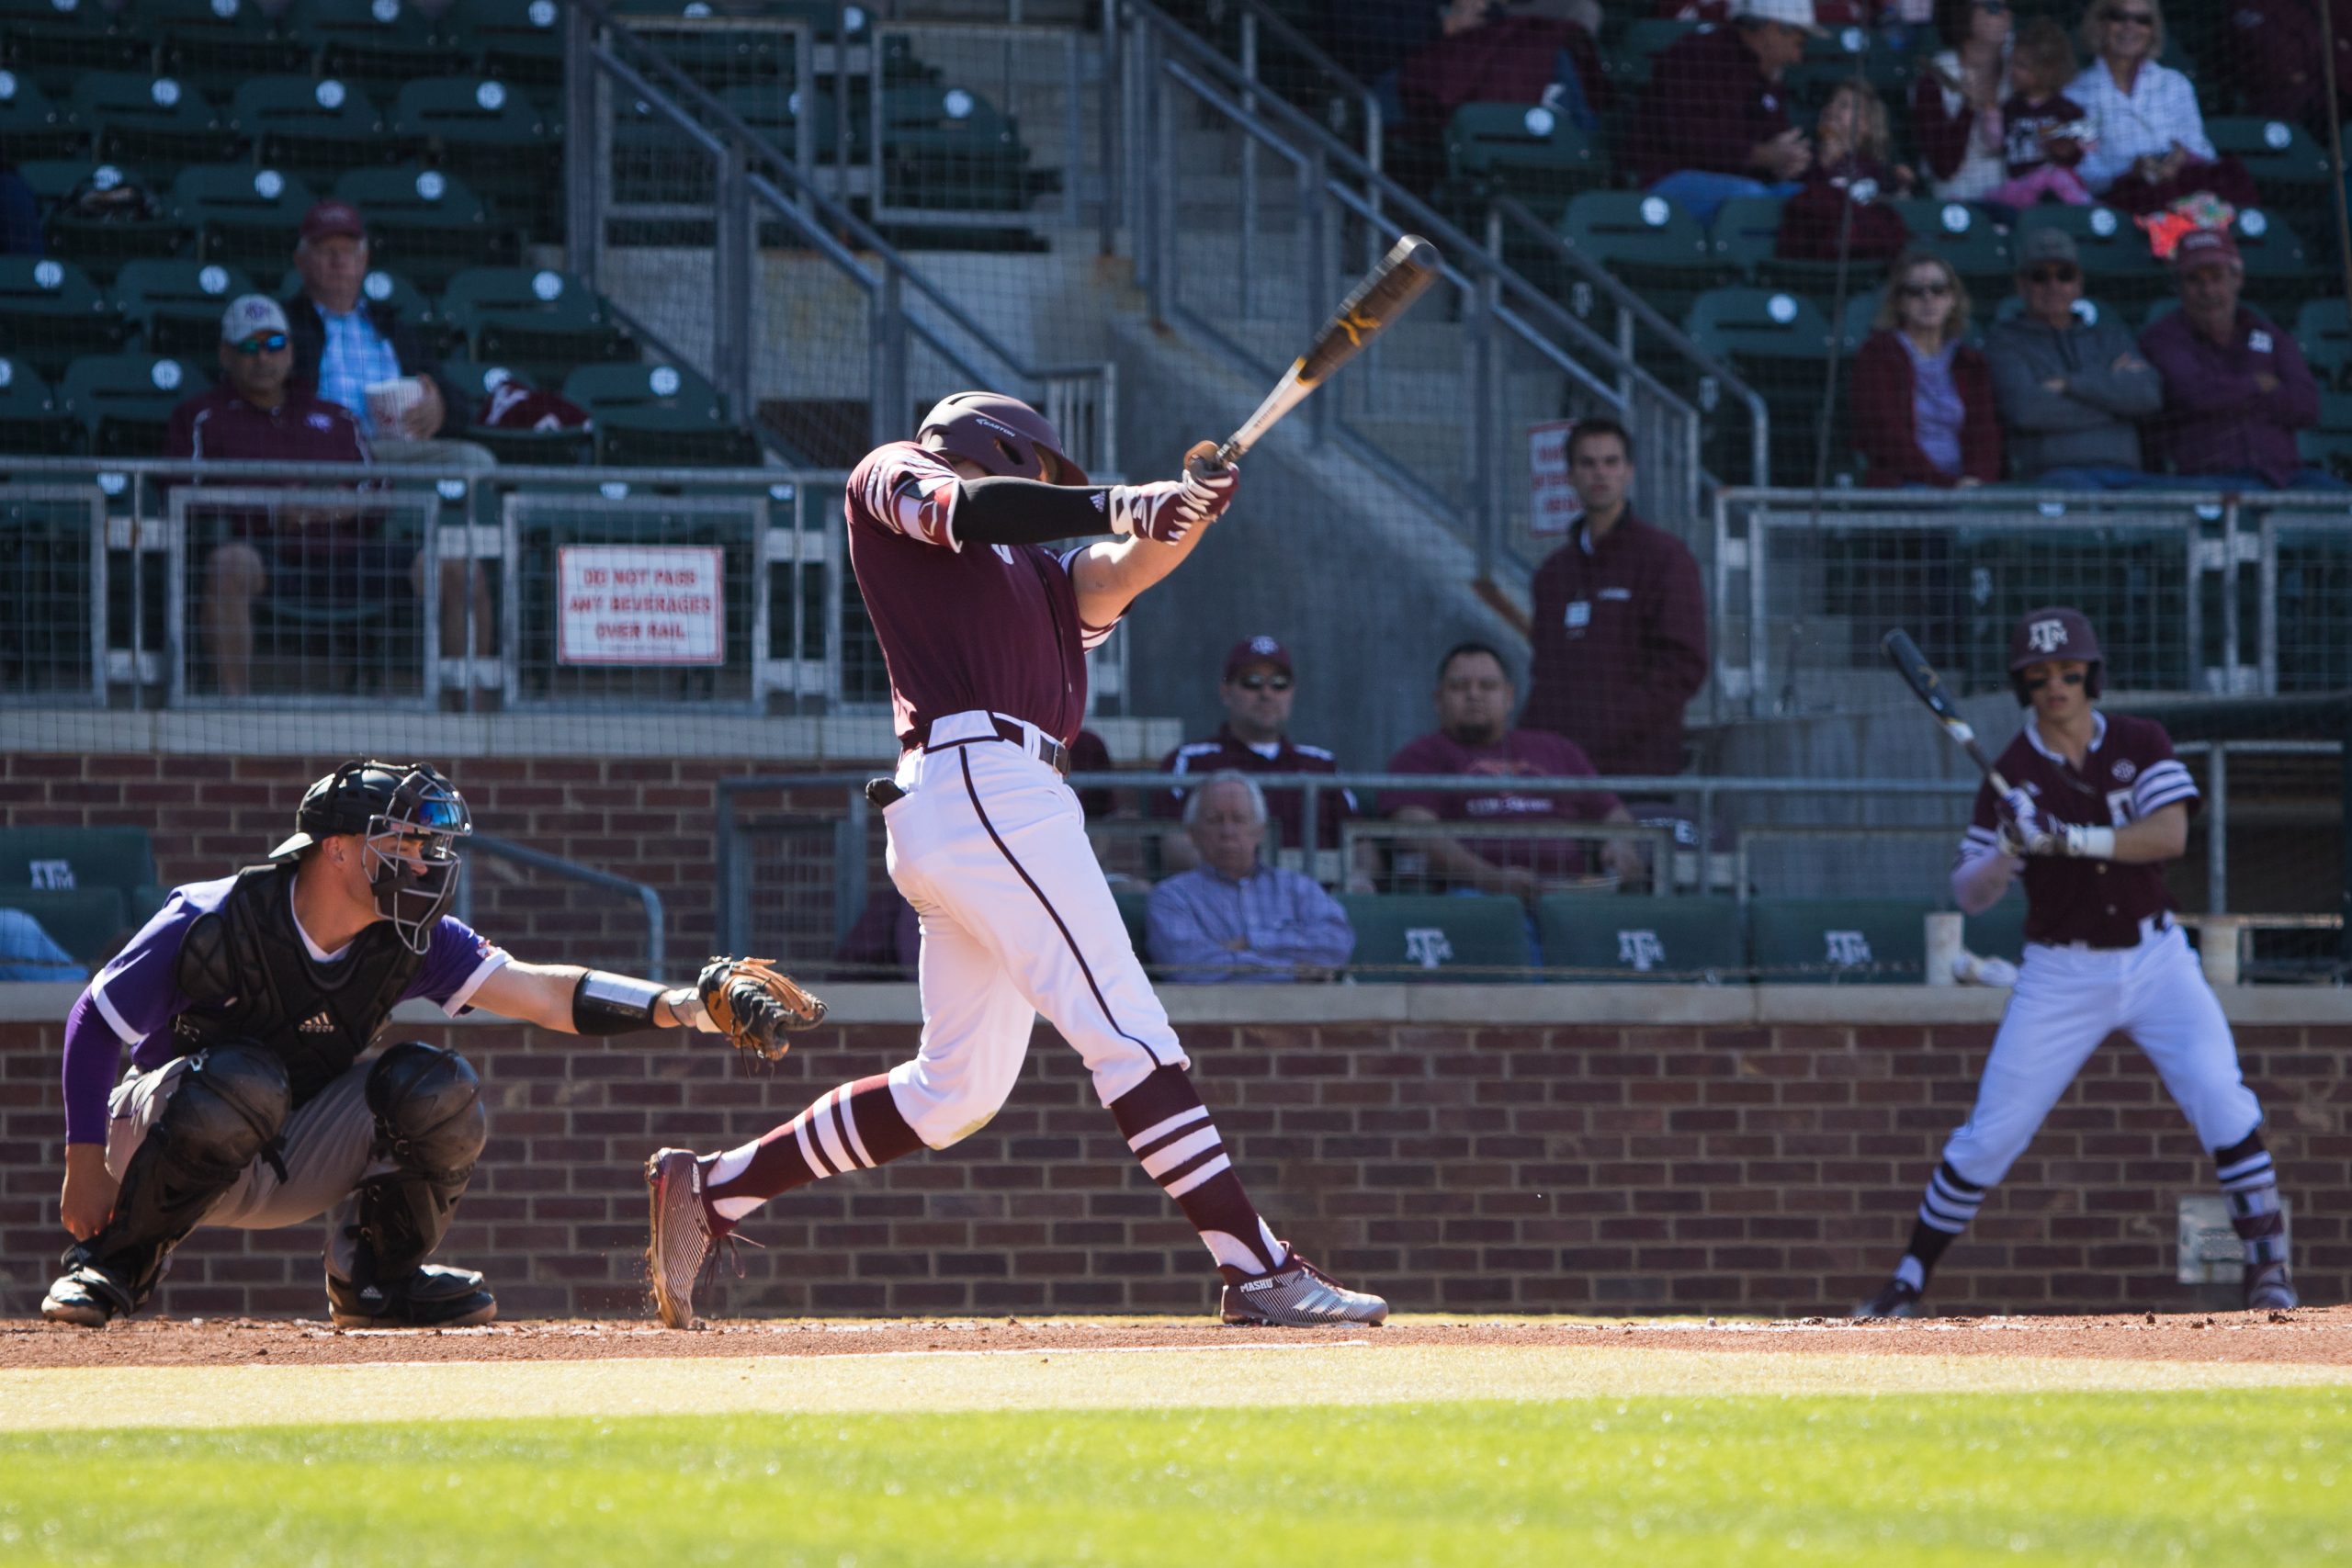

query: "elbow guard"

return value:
[571, 971, 666, 1035]
[955, 475, 1118, 546]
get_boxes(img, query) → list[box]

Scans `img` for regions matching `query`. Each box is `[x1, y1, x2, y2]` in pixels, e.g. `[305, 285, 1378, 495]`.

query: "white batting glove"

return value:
[1104, 461, 1238, 546]
[2054, 822, 2117, 859]
[1997, 787, 2052, 856]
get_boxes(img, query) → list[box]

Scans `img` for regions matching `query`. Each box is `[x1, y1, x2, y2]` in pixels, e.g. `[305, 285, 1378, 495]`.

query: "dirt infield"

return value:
[6, 1308, 2348, 1371]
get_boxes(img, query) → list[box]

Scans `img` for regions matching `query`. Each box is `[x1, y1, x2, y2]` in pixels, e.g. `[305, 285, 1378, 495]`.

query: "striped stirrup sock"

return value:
[1110, 1066, 1284, 1282]
[700, 1074, 925, 1230]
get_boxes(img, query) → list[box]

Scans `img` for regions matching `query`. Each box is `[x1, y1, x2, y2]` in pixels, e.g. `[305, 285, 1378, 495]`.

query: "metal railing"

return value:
[457, 833, 668, 979]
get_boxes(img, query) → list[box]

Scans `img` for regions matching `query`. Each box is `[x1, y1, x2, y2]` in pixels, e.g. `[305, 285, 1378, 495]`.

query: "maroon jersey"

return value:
[1385, 728, 1622, 878]
[1957, 711, 2199, 948]
[1521, 509, 1710, 778]
[844, 441, 1121, 747]
[164, 383, 374, 548]
[1149, 725, 1358, 850]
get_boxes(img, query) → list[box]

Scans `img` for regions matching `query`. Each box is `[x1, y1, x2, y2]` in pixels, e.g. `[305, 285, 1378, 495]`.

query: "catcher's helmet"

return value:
[271, 761, 472, 953]
[2007, 606, 2104, 703]
[917, 391, 1089, 486]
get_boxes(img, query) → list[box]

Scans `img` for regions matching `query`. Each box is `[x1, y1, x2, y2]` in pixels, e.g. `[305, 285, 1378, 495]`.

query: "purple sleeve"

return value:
[1381, 735, 1448, 817]
[63, 894, 202, 1145]
[62, 991, 124, 1145]
[402, 915, 510, 1016]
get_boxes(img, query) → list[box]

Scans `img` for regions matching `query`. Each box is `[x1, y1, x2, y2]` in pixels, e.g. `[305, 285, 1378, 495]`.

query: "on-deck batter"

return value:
[645, 392, 1388, 1329]
[1856, 607, 2295, 1317]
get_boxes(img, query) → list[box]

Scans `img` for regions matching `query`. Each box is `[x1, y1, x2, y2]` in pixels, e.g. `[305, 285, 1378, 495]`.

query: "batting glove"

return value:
[1105, 461, 1238, 546]
[1996, 787, 2051, 856]
[2053, 822, 2118, 859]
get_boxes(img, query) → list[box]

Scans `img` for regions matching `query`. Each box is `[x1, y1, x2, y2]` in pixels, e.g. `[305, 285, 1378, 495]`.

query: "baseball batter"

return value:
[1857, 608, 2295, 1316]
[645, 392, 1387, 1328]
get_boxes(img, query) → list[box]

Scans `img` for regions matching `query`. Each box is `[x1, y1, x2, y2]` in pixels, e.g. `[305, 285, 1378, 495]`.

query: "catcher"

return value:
[42, 759, 824, 1329]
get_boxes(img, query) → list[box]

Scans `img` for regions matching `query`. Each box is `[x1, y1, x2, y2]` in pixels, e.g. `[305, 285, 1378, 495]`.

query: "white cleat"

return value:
[1221, 1246, 1388, 1326]
[644, 1147, 713, 1330]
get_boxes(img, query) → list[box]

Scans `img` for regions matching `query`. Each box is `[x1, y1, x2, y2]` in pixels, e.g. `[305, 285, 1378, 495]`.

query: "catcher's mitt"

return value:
[696, 956, 827, 1061]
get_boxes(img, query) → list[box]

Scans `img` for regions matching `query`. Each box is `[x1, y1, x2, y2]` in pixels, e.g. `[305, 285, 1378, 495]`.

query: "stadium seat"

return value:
[388, 76, 561, 230]
[1339, 894, 1528, 981]
[274, 265, 436, 337]
[330, 166, 515, 292]
[1609, 18, 1697, 86]
[0, 824, 157, 897]
[462, 0, 569, 92]
[1114, 889, 1149, 957]
[1561, 191, 1723, 320]
[563, 360, 727, 421]
[718, 81, 858, 164]
[0, 356, 84, 456]
[1707, 195, 1787, 284]
[297, 0, 473, 96]
[1962, 897, 2026, 968]
[878, 85, 1031, 211]
[563, 361, 763, 467]
[2207, 117, 2333, 218]
[171, 164, 319, 281]
[440, 360, 592, 465]
[66, 72, 243, 177]
[228, 76, 392, 192]
[150, 0, 310, 96]
[111, 258, 254, 358]
[1442, 101, 1603, 217]
[1887, 197, 2012, 307]
[1536, 894, 1745, 982]
[2295, 299, 2352, 389]
[1747, 897, 1931, 984]
[0, 888, 122, 965]
[439, 266, 637, 391]
[60, 353, 207, 459]
[2299, 430, 2352, 483]
[0, 256, 129, 382]
[0, 71, 87, 162]
[19, 159, 189, 280]
[0, 0, 148, 96]
[2227, 209, 2324, 321]
[2013, 206, 2165, 308]
[1684, 287, 1839, 486]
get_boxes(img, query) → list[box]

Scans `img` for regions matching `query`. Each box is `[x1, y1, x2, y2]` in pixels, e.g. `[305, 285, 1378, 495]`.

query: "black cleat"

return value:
[1854, 1278, 1923, 1319]
[41, 1265, 132, 1327]
[326, 1263, 497, 1328]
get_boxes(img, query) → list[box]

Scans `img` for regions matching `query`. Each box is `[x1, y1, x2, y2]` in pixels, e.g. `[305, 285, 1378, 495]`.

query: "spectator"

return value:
[0, 161, 40, 255]
[165, 296, 492, 695]
[1154, 636, 1358, 870]
[1521, 419, 1708, 781]
[2223, 0, 2352, 134]
[1852, 248, 2001, 486]
[1397, 0, 1611, 142]
[0, 908, 82, 981]
[1985, 228, 2161, 488]
[1983, 17, 2093, 209]
[1145, 773, 1354, 984]
[2070, 0, 2256, 214]
[1385, 642, 1641, 901]
[1624, 0, 1818, 226]
[2138, 228, 2341, 491]
[1776, 80, 1914, 263]
[1911, 0, 2012, 201]
[282, 200, 492, 471]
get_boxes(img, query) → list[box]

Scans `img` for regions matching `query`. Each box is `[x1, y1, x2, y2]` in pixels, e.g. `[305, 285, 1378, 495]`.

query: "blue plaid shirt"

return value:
[314, 306, 403, 437]
[1144, 863, 1353, 983]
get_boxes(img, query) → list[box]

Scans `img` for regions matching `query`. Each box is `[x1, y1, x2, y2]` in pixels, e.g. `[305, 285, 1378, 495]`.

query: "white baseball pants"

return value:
[1941, 920, 2263, 1187]
[881, 722, 1185, 1148]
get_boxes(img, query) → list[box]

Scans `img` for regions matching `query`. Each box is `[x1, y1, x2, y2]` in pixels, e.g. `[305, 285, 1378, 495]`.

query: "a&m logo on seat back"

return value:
[1825, 930, 1872, 967]
[1403, 928, 1453, 969]
[2026, 618, 2069, 654]
[1617, 930, 1666, 972]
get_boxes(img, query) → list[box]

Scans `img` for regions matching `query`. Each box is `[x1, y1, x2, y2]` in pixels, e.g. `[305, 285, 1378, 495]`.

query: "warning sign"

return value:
[557, 546, 725, 666]
[1528, 419, 1584, 536]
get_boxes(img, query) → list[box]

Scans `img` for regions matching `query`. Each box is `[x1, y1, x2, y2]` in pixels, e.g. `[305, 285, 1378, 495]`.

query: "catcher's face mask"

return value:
[363, 768, 472, 953]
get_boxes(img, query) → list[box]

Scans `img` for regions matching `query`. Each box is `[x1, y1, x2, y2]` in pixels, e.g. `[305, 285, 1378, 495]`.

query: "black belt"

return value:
[905, 716, 1070, 776]
[2075, 912, 2171, 952]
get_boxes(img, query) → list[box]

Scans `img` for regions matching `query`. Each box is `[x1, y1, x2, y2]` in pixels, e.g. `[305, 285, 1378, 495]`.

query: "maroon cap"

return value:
[300, 199, 366, 243]
[1222, 635, 1293, 681]
[2172, 226, 2240, 270]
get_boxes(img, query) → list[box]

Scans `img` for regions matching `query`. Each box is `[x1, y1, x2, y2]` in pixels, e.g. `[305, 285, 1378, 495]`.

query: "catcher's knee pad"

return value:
[366, 1042, 486, 1181]
[164, 1045, 293, 1179]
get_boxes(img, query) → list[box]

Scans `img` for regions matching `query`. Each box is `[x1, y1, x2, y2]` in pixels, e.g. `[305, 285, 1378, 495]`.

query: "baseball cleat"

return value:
[2245, 1261, 2299, 1312]
[1854, 1278, 1923, 1318]
[1221, 1247, 1388, 1326]
[40, 1266, 130, 1327]
[326, 1264, 497, 1329]
[645, 1146, 714, 1329]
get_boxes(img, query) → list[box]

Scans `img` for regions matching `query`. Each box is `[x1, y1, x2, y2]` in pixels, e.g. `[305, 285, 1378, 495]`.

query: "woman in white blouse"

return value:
[2070, 0, 2255, 212]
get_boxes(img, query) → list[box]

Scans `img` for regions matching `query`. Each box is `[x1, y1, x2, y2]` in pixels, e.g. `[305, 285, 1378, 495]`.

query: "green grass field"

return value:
[2, 1345, 2346, 1566]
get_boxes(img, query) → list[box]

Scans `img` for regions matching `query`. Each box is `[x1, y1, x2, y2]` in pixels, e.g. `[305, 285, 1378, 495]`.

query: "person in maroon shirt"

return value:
[1624, 0, 1817, 224]
[1852, 249, 2002, 487]
[1856, 606, 2295, 1318]
[644, 391, 1387, 1331]
[1386, 641, 1640, 897]
[1521, 420, 1708, 782]
[1151, 636, 1358, 865]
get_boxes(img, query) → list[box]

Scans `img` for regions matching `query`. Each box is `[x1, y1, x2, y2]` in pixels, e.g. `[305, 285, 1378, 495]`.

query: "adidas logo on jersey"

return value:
[298, 1010, 336, 1034]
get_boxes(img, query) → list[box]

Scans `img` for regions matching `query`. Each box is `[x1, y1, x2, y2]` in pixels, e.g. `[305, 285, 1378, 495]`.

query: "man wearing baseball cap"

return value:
[2138, 226, 2343, 491]
[1624, 0, 1818, 225]
[283, 198, 487, 473]
[1153, 635, 1362, 875]
[1984, 227, 2163, 489]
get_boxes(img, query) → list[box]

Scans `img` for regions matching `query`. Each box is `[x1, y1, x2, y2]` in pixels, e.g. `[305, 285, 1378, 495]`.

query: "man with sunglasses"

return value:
[1857, 608, 2295, 1317]
[42, 760, 747, 1329]
[1153, 636, 1359, 874]
[1984, 229, 2163, 490]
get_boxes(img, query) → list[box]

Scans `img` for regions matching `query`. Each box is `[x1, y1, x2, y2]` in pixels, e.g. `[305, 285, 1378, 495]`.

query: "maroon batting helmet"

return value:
[2007, 605, 2104, 703]
[917, 391, 1089, 486]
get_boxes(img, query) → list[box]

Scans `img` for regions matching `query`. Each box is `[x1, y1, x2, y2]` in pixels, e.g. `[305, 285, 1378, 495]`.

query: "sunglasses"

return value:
[1900, 280, 1953, 298]
[2023, 265, 2080, 285]
[2023, 670, 2087, 692]
[1233, 672, 1293, 693]
[231, 333, 288, 355]
[2103, 10, 2154, 25]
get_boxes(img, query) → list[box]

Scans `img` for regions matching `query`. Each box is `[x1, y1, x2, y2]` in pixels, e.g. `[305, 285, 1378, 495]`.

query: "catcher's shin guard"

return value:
[331, 1043, 490, 1327]
[44, 1045, 291, 1325]
[1220, 1247, 1388, 1326]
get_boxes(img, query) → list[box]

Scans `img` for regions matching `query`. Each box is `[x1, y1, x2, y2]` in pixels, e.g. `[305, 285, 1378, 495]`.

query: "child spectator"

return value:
[1777, 80, 1915, 262]
[1983, 17, 2092, 208]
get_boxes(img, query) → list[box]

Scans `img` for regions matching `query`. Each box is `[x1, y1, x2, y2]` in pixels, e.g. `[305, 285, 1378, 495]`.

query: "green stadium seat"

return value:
[718, 81, 858, 164]
[0, 888, 122, 965]
[297, 0, 473, 96]
[1887, 197, 2013, 306]
[440, 359, 592, 465]
[878, 85, 1031, 211]
[0, 256, 128, 383]
[66, 72, 243, 177]
[1562, 191, 1723, 320]
[2316, 393, 2352, 434]
[461, 0, 569, 92]
[18, 159, 189, 281]
[229, 75, 392, 191]
[0, 71, 87, 162]
[1537, 894, 1744, 982]
[0, 1, 148, 97]
[2014, 206, 2165, 308]
[1609, 18, 1697, 86]
[273, 265, 437, 338]
[111, 258, 254, 358]
[1685, 287, 1840, 487]
[594, 406, 764, 468]
[563, 360, 726, 422]
[438, 356, 530, 405]
[1442, 101, 1602, 217]
[1747, 897, 1931, 984]
[2299, 430, 2352, 483]
[1962, 897, 2026, 968]
[439, 265, 637, 390]
[130, 883, 171, 924]
[1340, 894, 1528, 981]
[1114, 889, 1149, 957]
[388, 76, 560, 230]
[149, 0, 309, 97]
[1708, 195, 1787, 284]
[330, 166, 515, 292]
[2207, 117, 2333, 218]
[0, 355, 84, 456]
[0, 824, 157, 895]
[61, 353, 208, 459]
[2296, 299, 2352, 389]
[171, 164, 320, 281]
[2226, 209, 2324, 320]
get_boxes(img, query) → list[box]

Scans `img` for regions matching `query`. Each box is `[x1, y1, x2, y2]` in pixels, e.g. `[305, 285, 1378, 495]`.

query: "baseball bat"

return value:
[1883, 628, 2015, 795]
[1185, 234, 1443, 478]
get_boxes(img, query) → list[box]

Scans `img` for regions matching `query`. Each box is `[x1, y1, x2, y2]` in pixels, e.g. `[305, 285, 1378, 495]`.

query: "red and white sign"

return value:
[1528, 418, 1585, 536]
[557, 546, 724, 666]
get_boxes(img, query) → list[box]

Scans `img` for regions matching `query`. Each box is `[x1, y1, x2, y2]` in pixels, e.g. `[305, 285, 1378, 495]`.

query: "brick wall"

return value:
[4, 1013, 2345, 1319]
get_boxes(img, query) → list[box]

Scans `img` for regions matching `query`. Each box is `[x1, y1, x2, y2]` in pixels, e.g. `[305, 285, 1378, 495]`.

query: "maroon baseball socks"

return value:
[1109, 1065, 1287, 1283]
[697, 1074, 925, 1235]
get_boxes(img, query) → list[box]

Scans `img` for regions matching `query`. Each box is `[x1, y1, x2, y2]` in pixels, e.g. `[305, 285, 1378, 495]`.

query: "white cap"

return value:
[1737, 0, 1823, 31]
[221, 294, 290, 342]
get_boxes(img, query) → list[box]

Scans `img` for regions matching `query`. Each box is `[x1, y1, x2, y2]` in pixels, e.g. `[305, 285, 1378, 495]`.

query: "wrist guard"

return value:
[571, 971, 666, 1035]
[2061, 824, 2117, 860]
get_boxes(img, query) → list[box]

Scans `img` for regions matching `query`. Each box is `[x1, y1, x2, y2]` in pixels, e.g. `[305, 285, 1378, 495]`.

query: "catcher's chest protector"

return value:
[172, 864, 425, 1107]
